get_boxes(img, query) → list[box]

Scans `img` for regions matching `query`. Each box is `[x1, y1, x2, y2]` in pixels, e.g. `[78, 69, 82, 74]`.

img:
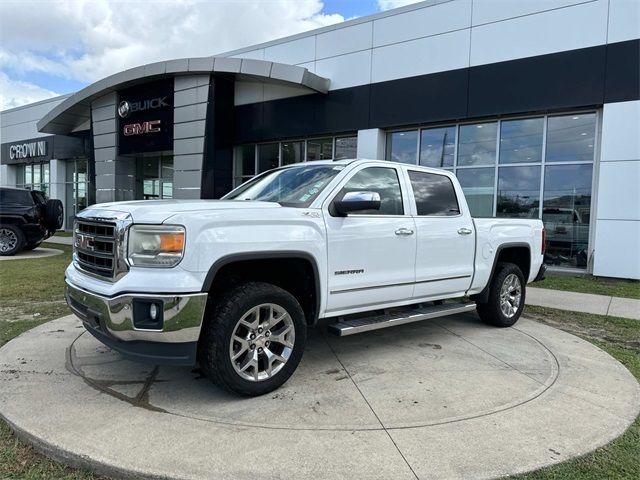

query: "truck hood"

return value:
[78, 199, 281, 224]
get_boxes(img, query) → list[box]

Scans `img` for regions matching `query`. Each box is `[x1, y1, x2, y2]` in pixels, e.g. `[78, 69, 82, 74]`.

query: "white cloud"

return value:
[0, 72, 59, 110]
[377, 0, 424, 11]
[0, 0, 345, 107]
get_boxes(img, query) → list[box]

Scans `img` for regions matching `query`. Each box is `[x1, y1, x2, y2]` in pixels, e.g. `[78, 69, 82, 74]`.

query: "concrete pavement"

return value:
[1, 313, 638, 480]
[527, 287, 640, 320]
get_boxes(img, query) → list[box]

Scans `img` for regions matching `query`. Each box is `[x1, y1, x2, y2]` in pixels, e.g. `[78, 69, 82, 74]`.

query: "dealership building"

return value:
[1, 0, 638, 279]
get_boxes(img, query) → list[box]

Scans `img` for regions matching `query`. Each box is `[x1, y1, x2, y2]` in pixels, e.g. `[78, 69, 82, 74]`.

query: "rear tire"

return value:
[476, 262, 526, 328]
[23, 242, 42, 251]
[0, 225, 25, 256]
[198, 282, 306, 396]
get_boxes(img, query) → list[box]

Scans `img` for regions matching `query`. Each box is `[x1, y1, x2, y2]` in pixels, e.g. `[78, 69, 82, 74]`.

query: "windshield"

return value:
[225, 164, 343, 207]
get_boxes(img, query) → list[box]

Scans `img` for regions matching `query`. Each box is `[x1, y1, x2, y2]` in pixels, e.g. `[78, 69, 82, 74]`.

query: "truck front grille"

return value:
[74, 219, 118, 279]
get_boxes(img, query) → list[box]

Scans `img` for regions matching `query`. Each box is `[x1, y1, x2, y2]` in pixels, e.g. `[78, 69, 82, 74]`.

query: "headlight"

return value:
[127, 225, 185, 268]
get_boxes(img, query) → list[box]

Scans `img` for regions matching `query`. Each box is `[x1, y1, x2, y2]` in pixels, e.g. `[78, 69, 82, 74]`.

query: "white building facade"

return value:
[1, 0, 639, 279]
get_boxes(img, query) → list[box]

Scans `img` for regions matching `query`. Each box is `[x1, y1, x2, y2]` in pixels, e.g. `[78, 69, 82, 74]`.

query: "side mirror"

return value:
[334, 191, 381, 216]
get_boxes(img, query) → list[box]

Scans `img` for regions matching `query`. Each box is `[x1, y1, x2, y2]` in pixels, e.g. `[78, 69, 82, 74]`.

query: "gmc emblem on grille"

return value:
[75, 234, 95, 252]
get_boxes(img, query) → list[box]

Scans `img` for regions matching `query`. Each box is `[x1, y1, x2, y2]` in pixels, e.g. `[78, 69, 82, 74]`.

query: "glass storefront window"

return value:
[542, 164, 593, 268]
[458, 122, 497, 166]
[136, 155, 174, 200]
[456, 168, 495, 217]
[65, 158, 89, 228]
[258, 143, 279, 173]
[234, 145, 256, 187]
[307, 138, 333, 161]
[386, 130, 418, 164]
[335, 136, 357, 160]
[546, 113, 596, 162]
[17, 162, 50, 195]
[420, 126, 456, 168]
[496, 166, 541, 218]
[282, 141, 304, 165]
[161, 156, 173, 199]
[499, 118, 544, 164]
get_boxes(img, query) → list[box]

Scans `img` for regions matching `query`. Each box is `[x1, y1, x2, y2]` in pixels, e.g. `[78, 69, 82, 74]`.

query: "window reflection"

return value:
[420, 126, 456, 168]
[307, 138, 333, 161]
[496, 166, 541, 218]
[258, 143, 279, 173]
[335, 136, 357, 160]
[386, 130, 418, 164]
[546, 113, 596, 162]
[499, 118, 544, 164]
[458, 122, 498, 166]
[282, 141, 304, 166]
[456, 168, 494, 217]
[542, 164, 593, 268]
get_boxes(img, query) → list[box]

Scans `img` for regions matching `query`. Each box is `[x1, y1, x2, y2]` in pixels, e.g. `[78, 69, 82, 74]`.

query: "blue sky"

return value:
[323, 0, 381, 18]
[0, 0, 414, 109]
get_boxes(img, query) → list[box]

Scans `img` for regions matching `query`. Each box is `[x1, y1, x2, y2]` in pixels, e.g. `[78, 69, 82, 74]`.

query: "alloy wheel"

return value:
[229, 303, 295, 382]
[499, 273, 522, 319]
[0, 228, 18, 253]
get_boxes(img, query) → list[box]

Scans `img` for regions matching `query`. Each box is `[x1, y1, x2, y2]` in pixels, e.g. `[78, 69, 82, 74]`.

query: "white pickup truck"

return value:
[65, 159, 546, 396]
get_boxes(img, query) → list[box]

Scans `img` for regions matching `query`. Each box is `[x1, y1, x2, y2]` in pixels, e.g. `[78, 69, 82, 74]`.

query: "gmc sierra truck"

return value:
[65, 160, 546, 396]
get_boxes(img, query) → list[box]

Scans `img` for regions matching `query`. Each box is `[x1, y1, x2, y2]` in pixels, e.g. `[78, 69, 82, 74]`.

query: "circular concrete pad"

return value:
[0, 247, 63, 261]
[0, 313, 638, 480]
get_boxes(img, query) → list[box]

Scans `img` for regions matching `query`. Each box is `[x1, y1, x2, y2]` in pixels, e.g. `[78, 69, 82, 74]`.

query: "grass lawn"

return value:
[0, 243, 72, 348]
[0, 247, 637, 479]
[535, 274, 640, 300]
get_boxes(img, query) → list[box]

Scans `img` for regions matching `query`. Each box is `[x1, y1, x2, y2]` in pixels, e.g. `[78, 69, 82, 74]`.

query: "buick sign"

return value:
[117, 101, 131, 118]
[118, 96, 169, 118]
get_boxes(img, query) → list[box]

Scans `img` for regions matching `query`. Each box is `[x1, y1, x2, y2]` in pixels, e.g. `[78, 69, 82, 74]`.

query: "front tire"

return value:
[198, 282, 306, 396]
[0, 225, 25, 256]
[476, 262, 526, 328]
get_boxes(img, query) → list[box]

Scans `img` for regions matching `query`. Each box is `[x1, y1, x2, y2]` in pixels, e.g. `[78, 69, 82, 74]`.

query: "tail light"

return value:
[541, 228, 547, 255]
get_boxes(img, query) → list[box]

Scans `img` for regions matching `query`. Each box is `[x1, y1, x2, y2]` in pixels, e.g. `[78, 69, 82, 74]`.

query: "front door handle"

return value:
[395, 228, 414, 236]
[458, 228, 473, 235]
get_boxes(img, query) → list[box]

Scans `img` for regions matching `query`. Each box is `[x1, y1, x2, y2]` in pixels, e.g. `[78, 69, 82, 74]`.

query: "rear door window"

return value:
[408, 170, 460, 216]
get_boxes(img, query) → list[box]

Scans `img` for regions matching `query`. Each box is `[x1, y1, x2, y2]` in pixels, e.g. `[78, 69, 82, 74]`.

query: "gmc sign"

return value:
[123, 120, 162, 136]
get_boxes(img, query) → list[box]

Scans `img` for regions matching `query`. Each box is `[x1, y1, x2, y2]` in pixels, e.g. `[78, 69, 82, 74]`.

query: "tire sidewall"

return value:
[210, 283, 306, 395]
[0, 225, 25, 256]
[492, 264, 526, 327]
[44, 199, 64, 231]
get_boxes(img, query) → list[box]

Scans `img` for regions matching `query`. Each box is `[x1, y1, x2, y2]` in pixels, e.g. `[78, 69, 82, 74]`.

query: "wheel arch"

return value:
[202, 251, 322, 325]
[472, 242, 531, 304]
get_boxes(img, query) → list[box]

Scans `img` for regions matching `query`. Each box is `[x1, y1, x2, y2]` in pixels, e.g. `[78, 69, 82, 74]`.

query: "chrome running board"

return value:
[328, 302, 476, 336]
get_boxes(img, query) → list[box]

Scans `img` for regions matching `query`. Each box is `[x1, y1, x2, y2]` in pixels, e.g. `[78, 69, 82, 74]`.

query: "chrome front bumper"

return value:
[65, 280, 208, 365]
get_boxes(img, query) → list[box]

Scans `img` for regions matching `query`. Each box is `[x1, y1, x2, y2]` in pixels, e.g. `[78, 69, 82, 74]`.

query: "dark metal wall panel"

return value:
[202, 76, 235, 199]
[467, 45, 607, 118]
[604, 39, 640, 104]
[369, 69, 468, 128]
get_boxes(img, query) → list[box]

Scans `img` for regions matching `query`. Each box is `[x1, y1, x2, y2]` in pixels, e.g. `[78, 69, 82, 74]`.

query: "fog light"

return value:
[149, 303, 159, 321]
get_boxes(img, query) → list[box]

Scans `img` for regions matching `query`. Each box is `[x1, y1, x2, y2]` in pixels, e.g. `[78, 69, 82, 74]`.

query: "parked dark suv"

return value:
[0, 187, 64, 256]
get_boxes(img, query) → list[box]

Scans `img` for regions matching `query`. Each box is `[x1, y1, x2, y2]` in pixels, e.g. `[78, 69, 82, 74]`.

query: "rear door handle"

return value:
[395, 228, 414, 236]
[458, 228, 473, 235]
